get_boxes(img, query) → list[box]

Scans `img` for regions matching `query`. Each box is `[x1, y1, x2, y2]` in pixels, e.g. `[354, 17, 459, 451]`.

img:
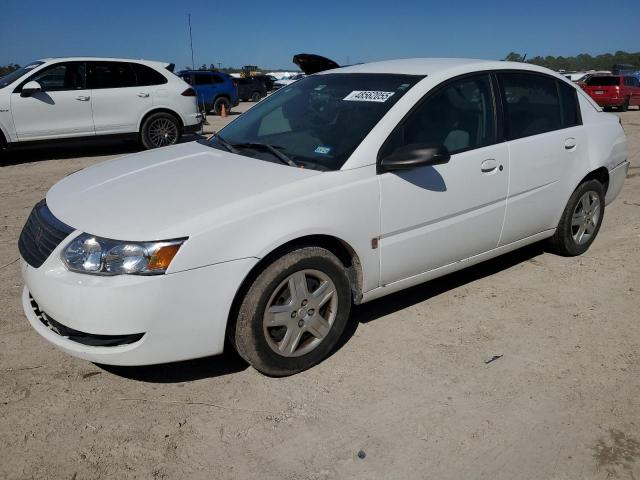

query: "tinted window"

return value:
[132, 63, 167, 86]
[500, 73, 561, 140]
[586, 76, 620, 86]
[88, 62, 136, 89]
[26, 62, 86, 92]
[194, 74, 213, 85]
[211, 74, 224, 84]
[558, 82, 581, 128]
[383, 74, 496, 156]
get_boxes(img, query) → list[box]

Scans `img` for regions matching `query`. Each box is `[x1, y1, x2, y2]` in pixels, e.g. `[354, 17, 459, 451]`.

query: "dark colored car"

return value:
[251, 74, 277, 91]
[237, 77, 267, 102]
[582, 75, 640, 111]
[177, 70, 239, 115]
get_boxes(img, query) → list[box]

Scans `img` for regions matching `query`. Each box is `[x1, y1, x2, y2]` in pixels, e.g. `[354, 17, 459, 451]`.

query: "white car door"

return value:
[11, 62, 95, 141]
[496, 72, 588, 245]
[87, 61, 152, 135]
[379, 74, 509, 285]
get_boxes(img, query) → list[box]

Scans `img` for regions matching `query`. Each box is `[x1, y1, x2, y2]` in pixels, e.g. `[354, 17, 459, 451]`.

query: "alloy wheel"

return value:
[571, 191, 601, 245]
[148, 118, 178, 147]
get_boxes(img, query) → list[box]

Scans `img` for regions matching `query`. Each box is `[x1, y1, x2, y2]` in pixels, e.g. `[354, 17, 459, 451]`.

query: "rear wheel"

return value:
[548, 179, 605, 256]
[621, 98, 630, 112]
[233, 246, 352, 376]
[140, 112, 181, 149]
[251, 91, 262, 102]
[213, 97, 231, 116]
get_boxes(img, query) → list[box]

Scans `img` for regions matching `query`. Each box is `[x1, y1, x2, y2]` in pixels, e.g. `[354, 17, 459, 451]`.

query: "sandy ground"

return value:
[1, 103, 639, 480]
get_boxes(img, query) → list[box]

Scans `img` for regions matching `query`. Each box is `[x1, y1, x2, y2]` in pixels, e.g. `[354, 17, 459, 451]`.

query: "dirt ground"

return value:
[1, 103, 639, 480]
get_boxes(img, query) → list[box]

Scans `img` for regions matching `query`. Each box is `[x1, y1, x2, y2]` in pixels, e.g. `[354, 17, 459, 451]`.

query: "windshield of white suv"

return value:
[0, 62, 44, 88]
[207, 73, 423, 170]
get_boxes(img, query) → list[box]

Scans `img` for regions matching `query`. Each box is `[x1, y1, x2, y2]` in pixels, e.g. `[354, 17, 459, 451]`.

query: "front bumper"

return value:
[21, 253, 257, 366]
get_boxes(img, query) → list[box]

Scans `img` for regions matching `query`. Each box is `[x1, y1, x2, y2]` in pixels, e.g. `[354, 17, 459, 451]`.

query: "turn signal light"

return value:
[147, 244, 182, 271]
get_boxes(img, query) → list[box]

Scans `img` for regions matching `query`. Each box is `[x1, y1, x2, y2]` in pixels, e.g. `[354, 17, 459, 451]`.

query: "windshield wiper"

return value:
[209, 133, 239, 154]
[233, 142, 299, 167]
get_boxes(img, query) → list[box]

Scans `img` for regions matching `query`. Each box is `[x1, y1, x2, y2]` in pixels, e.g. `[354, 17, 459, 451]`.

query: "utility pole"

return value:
[188, 14, 195, 70]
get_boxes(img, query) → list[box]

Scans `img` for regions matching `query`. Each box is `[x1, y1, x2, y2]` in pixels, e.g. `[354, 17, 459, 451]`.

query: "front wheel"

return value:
[233, 246, 352, 376]
[140, 112, 181, 149]
[548, 179, 605, 256]
[251, 91, 262, 102]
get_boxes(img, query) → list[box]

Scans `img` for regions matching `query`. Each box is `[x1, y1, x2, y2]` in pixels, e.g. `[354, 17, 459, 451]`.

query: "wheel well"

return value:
[214, 94, 230, 102]
[580, 167, 609, 193]
[0, 129, 6, 149]
[139, 108, 183, 133]
[225, 235, 364, 342]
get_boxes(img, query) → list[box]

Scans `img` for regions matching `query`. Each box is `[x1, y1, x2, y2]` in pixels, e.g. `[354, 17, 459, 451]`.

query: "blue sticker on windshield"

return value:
[314, 146, 331, 155]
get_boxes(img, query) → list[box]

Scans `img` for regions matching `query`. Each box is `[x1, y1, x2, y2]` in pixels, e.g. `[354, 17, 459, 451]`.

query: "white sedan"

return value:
[19, 58, 629, 376]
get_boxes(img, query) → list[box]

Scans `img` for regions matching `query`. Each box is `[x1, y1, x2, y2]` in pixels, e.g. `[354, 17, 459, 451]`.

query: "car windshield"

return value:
[0, 61, 44, 88]
[207, 73, 423, 170]
[587, 76, 620, 86]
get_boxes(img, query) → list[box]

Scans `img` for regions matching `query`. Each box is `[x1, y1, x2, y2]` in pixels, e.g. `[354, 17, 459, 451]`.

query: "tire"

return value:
[213, 97, 231, 116]
[251, 91, 262, 102]
[140, 112, 181, 149]
[233, 246, 352, 376]
[620, 98, 630, 112]
[548, 179, 605, 256]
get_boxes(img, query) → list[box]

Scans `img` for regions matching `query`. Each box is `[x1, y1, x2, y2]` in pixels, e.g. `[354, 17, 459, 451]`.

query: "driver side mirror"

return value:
[21, 81, 42, 97]
[379, 144, 451, 173]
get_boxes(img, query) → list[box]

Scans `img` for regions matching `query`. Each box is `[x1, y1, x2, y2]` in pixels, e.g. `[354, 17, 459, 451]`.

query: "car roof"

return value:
[39, 57, 170, 68]
[178, 70, 227, 75]
[320, 57, 566, 78]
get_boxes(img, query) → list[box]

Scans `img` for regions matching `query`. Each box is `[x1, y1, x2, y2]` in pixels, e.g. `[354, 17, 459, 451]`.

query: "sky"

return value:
[1, 0, 638, 70]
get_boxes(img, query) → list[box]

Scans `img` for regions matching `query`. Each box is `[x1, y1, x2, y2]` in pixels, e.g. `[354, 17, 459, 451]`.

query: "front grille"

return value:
[29, 294, 144, 347]
[18, 200, 74, 268]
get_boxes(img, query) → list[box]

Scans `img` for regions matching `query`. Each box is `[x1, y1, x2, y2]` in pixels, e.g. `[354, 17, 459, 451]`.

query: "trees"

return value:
[0, 63, 20, 77]
[505, 51, 640, 71]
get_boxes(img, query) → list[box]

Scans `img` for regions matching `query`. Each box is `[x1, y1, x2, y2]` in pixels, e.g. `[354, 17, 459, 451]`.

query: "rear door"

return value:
[88, 61, 152, 135]
[497, 72, 588, 245]
[10, 61, 94, 140]
[626, 76, 640, 106]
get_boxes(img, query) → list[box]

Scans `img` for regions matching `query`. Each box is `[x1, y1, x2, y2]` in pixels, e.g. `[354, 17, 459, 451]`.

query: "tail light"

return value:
[181, 88, 196, 97]
[232, 79, 238, 92]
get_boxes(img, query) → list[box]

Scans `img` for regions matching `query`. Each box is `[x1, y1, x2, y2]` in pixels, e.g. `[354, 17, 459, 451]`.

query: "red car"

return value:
[582, 75, 640, 111]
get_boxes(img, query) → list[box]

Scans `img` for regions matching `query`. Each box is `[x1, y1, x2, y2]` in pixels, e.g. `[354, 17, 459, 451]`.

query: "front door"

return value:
[11, 61, 94, 141]
[379, 74, 509, 285]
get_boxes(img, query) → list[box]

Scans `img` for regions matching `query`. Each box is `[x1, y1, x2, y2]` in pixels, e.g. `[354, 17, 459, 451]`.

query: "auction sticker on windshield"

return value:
[343, 91, 395, 102]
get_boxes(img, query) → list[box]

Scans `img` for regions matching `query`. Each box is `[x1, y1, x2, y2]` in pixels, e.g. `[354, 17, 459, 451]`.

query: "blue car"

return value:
[177, 70, 239, 115]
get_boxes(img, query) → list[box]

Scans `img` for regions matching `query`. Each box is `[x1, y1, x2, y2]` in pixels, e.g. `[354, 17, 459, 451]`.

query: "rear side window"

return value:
[211, 75, 224, 84]
[499, 73, 561, 140]
[25, 62, 86, 92]
[132, 64, 167, 86]
[558, 82, 581, 128]
[88, 62, 136, 89]
[586, 76, 620, 86]
[194, 74, 213, 85]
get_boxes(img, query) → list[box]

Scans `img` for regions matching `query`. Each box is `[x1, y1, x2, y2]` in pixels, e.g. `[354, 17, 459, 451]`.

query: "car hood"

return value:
[47, 142, 322, 240]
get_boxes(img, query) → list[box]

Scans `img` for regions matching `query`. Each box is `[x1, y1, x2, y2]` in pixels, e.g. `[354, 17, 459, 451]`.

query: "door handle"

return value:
[137, 92, 150, 98]
[564, 138, 577, 150]
[75, 95, 90, 101]
[480, 158, 499, 173]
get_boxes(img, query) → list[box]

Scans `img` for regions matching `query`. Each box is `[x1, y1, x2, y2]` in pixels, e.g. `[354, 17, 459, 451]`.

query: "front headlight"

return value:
[62, 233, 186, 275]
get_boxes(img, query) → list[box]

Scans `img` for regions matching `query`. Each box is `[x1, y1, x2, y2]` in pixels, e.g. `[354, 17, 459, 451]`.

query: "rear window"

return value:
[586, 76, 620, 86]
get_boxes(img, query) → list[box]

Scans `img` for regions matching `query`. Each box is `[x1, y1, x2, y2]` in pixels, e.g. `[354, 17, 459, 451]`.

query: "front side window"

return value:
[24, 62, 86, 92]
[381, 74, 497, 157]
[500, 73, 561, 140]
[87, 62, 136, 89]
[209, 73, 422, 170]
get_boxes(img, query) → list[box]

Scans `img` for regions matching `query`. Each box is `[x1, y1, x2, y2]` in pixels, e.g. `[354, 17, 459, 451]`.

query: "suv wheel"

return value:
[621, 98, 630, 112]
[213, 97, 231, 116]
[141, 112, 181, 149]
[548, 179, 605, 256]
[251, 91, 262, 102]
[232, 246, 352, 376]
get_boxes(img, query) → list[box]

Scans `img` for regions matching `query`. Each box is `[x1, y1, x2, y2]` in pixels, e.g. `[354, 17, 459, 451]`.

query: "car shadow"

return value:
[101, 242, 546, 383]
[0, 134, 205, 167]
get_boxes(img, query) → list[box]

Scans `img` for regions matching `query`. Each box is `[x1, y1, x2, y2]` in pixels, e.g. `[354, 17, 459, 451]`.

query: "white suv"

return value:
[0, 57, 201, 150]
